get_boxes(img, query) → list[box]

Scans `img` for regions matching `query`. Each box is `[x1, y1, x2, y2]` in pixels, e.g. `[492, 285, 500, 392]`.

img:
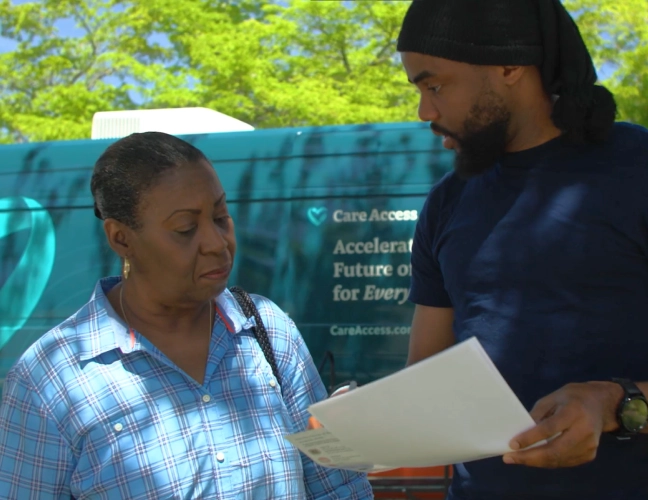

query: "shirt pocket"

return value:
[76, 402, 161, 472]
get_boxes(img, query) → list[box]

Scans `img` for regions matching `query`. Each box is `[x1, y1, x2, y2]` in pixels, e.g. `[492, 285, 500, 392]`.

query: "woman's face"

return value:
[121, 160, 236, 304]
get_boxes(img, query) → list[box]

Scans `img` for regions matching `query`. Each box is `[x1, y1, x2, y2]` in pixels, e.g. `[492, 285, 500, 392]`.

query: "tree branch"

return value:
[69, 8, 99, 85]
[339, 42, 351, 74]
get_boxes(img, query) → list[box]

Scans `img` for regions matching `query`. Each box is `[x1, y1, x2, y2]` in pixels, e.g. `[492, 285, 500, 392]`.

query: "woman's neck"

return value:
[110, 280, 213, 341]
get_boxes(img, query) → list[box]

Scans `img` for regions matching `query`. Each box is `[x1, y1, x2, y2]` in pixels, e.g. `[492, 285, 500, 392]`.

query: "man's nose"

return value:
[418, 96, 440, 123]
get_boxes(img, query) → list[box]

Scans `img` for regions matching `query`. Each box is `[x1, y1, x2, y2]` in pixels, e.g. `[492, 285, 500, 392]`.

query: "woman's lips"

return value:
[201, 266, 231, 280]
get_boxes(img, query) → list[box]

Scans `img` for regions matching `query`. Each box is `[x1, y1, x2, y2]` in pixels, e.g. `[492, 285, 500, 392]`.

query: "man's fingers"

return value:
[504, 384, 606, 469]
[503, 440, 562, 468]
[504, 420, 598, 468]
[503, 435, 596, 468]
[510, 412, 567, 451]
[528, 396, 558, 423]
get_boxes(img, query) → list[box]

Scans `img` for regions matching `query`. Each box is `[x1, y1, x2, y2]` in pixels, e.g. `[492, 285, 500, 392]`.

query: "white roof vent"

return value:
[91, 107, 254, 139]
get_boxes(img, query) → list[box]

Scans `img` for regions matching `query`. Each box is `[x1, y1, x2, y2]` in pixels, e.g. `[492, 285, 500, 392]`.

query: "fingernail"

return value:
[503, 455, 515, 464]
[509, 440, 520, 450]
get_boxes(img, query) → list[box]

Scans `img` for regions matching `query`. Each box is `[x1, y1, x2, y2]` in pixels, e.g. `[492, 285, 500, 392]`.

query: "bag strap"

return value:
[229, 286, 283, 392]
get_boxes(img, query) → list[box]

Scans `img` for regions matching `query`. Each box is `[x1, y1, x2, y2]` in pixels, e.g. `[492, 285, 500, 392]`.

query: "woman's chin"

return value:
[207, 282, 228, 299]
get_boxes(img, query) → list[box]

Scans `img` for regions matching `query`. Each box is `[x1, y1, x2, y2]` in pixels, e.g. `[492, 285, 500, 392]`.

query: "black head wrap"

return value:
[397, 0, 617, 144]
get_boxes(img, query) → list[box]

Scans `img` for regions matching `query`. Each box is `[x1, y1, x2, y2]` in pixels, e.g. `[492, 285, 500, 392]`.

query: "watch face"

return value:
[621, 398, 648, 433]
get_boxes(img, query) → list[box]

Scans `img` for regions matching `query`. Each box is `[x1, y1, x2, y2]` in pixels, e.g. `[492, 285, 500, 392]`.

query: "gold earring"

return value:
[123, 258, 131, 280]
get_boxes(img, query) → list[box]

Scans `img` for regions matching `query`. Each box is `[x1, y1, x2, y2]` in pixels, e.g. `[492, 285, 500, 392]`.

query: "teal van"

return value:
[0, 122, 453, 390]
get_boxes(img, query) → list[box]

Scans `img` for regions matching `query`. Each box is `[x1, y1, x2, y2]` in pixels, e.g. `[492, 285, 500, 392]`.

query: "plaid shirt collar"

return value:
[78, 276, 253, 361]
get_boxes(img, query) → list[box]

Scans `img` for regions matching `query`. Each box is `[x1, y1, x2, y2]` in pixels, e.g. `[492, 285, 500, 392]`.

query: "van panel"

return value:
[0, 122, 453, 387]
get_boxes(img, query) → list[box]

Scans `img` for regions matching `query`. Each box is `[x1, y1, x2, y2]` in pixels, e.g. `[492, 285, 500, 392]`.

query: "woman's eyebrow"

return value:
[165, 193, 227, 220]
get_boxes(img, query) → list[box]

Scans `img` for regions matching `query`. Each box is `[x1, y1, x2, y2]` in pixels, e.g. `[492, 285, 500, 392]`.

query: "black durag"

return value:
[397, 0, 617, 144]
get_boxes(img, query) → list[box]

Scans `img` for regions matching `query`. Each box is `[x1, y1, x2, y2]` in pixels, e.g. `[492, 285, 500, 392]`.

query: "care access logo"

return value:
[307, 206, 419, 226]
[307, 207, 328, 226]
[0, 197, 56, 351]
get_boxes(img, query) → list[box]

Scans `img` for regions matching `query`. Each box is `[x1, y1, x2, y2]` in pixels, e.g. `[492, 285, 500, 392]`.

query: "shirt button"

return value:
[269, 379, 277, 388]
[216, 452, 225, 463]
[114, 423, 123, 432]
[202, 394, 211, 403]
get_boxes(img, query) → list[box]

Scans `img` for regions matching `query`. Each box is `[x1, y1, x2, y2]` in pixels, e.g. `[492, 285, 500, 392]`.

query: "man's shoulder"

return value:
[612, 120, 648, 137]
[431, 169, 465, 192]
[607, 121, 648, 158]
[425, 169, 467, 209]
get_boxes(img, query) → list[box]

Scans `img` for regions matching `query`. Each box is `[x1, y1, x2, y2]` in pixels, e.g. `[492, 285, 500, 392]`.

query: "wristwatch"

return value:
[611, 378, 648, 439]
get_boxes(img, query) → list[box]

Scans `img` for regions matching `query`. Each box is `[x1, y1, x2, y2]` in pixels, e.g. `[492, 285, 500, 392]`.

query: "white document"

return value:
[284, 428, 393, 473]
[286, 337, 537, 472]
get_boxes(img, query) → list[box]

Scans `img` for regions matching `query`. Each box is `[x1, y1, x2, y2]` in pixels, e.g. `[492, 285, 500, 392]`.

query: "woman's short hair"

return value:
[90, 132, 208, 229]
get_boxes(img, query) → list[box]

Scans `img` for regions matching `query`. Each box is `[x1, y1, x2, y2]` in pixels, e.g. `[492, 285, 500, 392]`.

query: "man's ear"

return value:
[499, 65, 526, 87]
[103, 219, 133, 259]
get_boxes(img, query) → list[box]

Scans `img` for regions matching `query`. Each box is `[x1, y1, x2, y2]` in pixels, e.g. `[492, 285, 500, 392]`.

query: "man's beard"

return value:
[432, 92, 511, 179]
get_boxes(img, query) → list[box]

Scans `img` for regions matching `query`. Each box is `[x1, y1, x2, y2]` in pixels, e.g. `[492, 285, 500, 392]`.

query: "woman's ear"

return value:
[103, 219, 132, 259]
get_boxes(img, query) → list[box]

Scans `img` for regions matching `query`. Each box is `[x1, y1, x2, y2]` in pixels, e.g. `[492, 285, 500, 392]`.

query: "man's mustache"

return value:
[430, 122, 461, 142]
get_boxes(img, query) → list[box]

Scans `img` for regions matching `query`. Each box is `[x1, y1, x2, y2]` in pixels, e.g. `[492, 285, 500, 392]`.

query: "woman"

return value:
[0, 132, 373, 499]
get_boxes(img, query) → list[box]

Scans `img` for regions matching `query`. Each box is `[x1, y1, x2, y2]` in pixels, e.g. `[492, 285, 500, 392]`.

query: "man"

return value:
[398, 1, 648, 499]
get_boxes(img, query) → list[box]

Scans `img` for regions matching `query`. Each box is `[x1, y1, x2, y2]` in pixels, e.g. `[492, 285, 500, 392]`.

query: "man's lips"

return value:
[431, 128, 458, 150]
[430, 127, 459, 149]
[442, 136, 457, 149]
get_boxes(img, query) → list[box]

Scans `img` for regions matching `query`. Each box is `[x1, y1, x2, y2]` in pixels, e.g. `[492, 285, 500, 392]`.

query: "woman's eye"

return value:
[176, 227, 196, 235]
[428, 85, 442, 94]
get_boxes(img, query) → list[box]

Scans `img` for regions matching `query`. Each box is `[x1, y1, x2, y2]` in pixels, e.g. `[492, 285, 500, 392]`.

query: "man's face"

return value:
[401, 52, 512, 178]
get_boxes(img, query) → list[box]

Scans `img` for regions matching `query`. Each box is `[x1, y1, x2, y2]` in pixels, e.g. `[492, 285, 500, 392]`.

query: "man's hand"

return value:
[502, 382, 623, 468]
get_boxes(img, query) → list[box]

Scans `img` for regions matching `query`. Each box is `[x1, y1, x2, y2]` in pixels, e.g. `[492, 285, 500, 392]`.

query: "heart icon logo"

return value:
[307, 207, 328, 226]
[0, 197, 56, 352]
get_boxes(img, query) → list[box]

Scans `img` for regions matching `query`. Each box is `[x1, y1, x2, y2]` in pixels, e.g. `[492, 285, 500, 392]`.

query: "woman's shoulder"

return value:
[6, 314, 85, 399]
[247, 292, 285, 314]
[246, 293, 296, 332]
[226, 289, 299, 343]
[7, 282, 112, 387]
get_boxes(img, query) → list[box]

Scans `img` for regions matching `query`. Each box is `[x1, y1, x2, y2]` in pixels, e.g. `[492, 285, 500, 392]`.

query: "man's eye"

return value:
[177, 227, 196, 235]
[428, 85, 442, 94]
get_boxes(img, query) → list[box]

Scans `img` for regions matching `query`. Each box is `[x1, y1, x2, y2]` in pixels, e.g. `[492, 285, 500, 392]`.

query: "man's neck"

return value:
[507, 125, 562, 153]
[506, 98, 562, 152]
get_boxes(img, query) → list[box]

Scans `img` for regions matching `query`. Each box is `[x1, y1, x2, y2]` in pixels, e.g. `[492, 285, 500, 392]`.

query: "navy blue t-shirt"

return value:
[410, 122, 648, 500]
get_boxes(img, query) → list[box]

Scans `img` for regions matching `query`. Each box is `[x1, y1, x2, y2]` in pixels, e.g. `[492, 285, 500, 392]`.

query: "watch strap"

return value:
[611, 378, 648, 438]
[612, 378, 644, 398]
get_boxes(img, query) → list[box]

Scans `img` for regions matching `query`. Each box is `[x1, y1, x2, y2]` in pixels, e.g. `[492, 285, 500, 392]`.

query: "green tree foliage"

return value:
[0, 0, 646, 143]
[0, 0, 172, 142]
[0, 0, 416, 143]
[564, 0, 648, 126]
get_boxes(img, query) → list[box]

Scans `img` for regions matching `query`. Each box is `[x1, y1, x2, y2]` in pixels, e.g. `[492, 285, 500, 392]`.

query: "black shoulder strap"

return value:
[229, 286, 283, 391]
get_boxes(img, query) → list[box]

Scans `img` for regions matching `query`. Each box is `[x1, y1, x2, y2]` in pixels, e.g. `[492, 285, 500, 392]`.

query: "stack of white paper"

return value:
[285, 337, 536, 472]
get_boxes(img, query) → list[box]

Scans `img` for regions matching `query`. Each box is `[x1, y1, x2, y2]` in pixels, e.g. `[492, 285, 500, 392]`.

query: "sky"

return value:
[1, 0, 84, 53]
[0, 0, 168, 105]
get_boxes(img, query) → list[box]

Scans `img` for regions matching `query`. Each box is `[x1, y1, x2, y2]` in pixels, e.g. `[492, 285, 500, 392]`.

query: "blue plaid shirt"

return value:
[0, 277, 372, 499]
